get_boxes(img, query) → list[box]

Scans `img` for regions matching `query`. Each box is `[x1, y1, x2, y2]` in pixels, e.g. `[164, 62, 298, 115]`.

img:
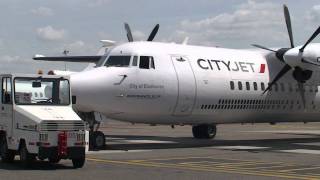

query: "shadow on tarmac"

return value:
[0, 160, 74, 170]
[104, 134, 320, 153]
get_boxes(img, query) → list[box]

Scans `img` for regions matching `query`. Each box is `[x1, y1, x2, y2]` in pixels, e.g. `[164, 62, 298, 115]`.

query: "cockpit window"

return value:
[139, 56, 155, 69]
[105, 56, 131, 67]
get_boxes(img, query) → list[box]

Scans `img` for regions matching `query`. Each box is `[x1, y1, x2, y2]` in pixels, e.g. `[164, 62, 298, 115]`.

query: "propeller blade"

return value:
[297, 82, 306, 109]
[262, 64, 292, 94]
[283, 5, 294, 48]
[299, 26, 320, 52]
[147, 24, 159, 41]
[251, 44, 277, 52]
[124, 23, 134, 42]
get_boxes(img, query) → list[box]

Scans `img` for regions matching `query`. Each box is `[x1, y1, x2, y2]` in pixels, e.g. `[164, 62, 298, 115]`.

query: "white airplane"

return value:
[34, 5, 320, 149]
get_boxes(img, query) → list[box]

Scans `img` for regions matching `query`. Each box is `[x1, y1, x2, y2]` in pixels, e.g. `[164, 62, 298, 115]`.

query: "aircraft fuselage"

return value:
[70, 42, 320, 125]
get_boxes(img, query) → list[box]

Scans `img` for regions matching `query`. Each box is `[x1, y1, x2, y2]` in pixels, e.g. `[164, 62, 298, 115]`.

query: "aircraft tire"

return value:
[192, 124, 217, 139]
[92, 131, 105, 149]
[192, 125, 202, 138]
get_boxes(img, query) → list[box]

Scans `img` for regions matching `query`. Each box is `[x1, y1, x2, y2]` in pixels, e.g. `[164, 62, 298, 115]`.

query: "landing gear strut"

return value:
[192, 124, 217, 139]
[79, 112, 106, 150]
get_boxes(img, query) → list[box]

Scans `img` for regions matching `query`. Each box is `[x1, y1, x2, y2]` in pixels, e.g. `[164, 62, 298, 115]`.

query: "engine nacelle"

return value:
[283, 43, 320, 71]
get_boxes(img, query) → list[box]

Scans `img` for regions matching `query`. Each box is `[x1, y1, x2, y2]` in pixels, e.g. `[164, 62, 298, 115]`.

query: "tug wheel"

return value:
[19, 141, 33, 167]
[0, 136, 15, 163]
[72, 157, 85, 168]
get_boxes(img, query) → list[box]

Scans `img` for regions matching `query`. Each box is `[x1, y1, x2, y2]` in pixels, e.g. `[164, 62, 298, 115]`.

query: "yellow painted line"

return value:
[177, 162, 320, 179]
[176, 160, 299, 171]
[87, 158, 320, 180]
[140, 156, 287, 164]
[179, 161, 281, 168]
[179, 161, 304, 174]
[137, 156, 215, 161]
[215, 161, 282, 168]
[279, 166, 320, 173]
[166, 162, 320, 179]
[240, 164, 299, 170]
[128, 160, 147, 163]
[179, 161, 219, 165]
[308, 173, 320, 176]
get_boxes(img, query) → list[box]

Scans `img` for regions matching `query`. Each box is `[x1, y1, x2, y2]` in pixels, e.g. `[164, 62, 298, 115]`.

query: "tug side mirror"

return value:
[72, 96, 77, 104]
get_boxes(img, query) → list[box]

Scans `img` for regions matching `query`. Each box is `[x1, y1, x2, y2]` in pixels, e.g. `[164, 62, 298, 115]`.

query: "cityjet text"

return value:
[197, 59, 255, 73]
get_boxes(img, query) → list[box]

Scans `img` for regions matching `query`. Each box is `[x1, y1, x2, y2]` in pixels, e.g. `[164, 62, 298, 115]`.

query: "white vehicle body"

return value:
[0, 74, 86, 168]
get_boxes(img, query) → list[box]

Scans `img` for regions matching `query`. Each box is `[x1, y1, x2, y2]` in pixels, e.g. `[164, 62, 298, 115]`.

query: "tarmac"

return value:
[1, 121, 320, 180]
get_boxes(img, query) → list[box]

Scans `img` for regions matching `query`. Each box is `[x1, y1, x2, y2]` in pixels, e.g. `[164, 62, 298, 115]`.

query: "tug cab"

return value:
[0, 74, 86, 168]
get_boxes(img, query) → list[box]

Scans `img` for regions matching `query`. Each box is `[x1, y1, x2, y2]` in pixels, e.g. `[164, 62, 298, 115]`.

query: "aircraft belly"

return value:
[107, 110, 320, 125]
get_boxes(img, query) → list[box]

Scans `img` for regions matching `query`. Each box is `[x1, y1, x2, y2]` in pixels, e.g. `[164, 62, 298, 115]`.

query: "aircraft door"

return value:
[0, 77, 13, 137]
[171, 55, 196, 116]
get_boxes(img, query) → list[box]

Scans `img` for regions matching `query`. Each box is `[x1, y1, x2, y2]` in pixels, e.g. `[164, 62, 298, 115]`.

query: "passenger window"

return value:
[2, 77, 12, 104]
[238, 81, 242, 90]
[261, 82, 265, 91]
[139, 56, 155, 69]
[253, 82, 258, 90]
[246, 82, 250, 90]
[132, 56, 138, 66]
[230, 81, 235, 90]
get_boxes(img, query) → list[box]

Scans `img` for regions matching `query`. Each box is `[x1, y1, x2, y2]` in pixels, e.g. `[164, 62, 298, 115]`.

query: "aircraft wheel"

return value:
[192, 124, 217, 139]
[0, 136, 15, 163]
[90, 131, 105, 150]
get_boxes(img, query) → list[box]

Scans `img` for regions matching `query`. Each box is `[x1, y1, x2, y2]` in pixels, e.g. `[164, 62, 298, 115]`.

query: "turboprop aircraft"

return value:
[34, 5, 320, 149]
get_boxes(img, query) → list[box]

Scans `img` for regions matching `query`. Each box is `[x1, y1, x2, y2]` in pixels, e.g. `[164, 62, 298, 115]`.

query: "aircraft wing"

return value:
[33, 55, 103, 63]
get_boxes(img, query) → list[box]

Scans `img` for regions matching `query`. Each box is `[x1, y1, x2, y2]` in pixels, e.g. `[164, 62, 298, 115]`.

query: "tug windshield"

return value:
[14, 78, 70, 105]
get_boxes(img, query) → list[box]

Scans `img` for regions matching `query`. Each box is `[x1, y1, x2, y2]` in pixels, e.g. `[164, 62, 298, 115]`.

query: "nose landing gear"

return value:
[79, 112, 106, 150]
[192, 124, 217, 139]
[90, 131, 106, 150]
